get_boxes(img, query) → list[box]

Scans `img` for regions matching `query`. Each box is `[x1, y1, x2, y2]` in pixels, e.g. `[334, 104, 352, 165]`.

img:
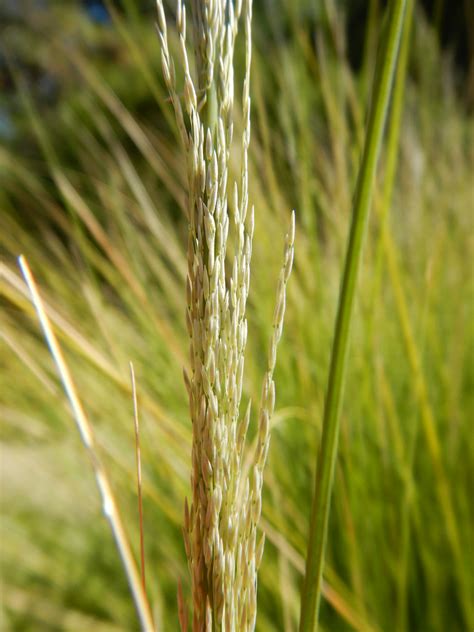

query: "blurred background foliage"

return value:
[1, 1, 473, 631]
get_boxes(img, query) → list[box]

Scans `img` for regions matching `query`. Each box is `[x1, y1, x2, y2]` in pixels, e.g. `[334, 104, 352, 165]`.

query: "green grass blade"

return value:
[298, 1, 408, 630]
[372, 0, 470, 620]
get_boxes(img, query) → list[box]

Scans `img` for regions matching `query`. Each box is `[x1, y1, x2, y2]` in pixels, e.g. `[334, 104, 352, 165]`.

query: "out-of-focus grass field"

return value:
[1, 1, 473, 630]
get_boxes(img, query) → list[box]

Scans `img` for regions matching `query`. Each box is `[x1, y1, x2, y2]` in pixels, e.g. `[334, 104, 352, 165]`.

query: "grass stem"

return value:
[130, 361, 147, 596]
[298, 1, 408, 630]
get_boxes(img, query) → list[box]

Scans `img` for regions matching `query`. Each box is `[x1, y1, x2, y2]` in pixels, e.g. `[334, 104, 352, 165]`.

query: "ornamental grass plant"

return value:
[0, 1, 473, 631]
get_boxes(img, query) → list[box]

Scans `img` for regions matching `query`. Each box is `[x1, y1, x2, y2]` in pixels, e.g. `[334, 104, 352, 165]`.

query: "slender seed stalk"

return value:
[130, 361, 147, 595]
[298, 2, 408, 630]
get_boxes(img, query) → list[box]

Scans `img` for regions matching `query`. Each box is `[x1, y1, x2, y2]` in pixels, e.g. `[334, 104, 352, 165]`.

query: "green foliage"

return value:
[1, 2, 472, 631]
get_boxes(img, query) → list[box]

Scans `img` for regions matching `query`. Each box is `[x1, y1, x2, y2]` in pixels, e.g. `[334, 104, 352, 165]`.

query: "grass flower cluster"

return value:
[156, 0, 294, 629]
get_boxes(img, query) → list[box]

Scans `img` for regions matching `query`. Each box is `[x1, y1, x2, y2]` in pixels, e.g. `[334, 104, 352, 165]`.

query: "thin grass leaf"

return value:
[17, 256, 156, 632]
[299, 2, 408, 630]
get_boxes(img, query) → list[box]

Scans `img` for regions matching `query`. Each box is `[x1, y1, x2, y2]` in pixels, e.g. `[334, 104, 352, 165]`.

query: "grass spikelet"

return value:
[155, 1, 294, 629]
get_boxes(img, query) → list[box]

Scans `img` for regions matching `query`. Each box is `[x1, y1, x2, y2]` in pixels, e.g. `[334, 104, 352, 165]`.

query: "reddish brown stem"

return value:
[130, 362, 146, 594]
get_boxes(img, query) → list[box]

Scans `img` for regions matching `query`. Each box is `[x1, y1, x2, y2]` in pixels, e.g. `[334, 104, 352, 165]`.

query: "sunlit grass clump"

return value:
[0, 1, 473, 631]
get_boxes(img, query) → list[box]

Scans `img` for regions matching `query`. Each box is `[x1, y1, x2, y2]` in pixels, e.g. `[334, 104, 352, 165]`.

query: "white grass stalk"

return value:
[18, 255, 156, 632]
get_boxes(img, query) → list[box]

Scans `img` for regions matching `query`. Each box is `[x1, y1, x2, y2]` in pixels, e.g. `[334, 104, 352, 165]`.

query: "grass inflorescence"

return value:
[0, 1, 472, 631]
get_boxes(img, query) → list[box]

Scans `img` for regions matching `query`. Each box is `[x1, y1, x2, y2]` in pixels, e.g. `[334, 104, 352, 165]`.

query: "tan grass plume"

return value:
[155, 1, 295, 629]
